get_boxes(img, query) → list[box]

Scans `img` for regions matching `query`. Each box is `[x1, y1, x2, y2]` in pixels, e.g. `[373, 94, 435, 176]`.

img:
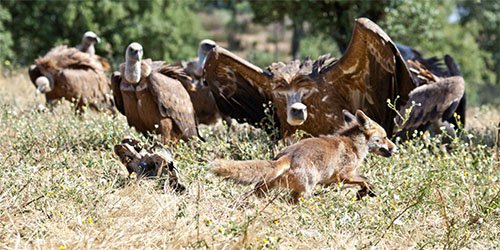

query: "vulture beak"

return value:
[197, 39, 217, 70]
[285, 92, 308, 126]
[288, 102, 308, 126]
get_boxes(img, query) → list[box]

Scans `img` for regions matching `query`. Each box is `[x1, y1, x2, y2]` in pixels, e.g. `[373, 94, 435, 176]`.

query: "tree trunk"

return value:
[290, 22, 304, 59]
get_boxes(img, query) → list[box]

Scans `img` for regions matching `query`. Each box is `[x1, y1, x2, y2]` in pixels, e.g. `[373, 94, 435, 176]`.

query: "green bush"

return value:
[1, 0, 205, 67]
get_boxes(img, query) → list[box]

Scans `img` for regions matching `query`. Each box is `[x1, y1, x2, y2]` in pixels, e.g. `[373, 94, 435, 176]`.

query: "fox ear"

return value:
[342, 109, 356, 125]
[355, 110, 372, 129]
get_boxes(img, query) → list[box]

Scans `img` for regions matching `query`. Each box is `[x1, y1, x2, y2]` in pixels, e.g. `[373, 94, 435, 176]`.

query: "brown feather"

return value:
[175, 59, 224, 125]
[397, 76, 465, 130]
[203, 47, 276, 129]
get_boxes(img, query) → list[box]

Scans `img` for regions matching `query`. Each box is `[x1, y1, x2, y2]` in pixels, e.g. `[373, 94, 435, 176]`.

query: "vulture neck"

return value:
[80, 42, 95, 56]
[124, 59, 142, 84]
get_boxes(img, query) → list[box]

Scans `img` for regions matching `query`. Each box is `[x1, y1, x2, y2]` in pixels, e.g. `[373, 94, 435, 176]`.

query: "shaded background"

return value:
[0, 0, 498, 105]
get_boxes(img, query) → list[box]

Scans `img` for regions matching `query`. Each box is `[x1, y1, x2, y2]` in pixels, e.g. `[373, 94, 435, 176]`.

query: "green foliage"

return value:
[249, 0, 394, 51]
[0, 5, 13, 66]
[297, 35, 340, 60]
[458, 0, 499, 84]
[381, 0, 444, 46]
[1, 0, 205, 67]
[381, 0, 495, 105]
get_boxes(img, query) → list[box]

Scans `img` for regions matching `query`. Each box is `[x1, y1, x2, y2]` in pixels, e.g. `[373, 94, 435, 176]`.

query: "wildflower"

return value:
[59, 246, 66, 250]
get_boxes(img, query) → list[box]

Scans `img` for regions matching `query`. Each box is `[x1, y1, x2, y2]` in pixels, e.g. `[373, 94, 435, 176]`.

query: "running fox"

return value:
[210, 110, 397, 202]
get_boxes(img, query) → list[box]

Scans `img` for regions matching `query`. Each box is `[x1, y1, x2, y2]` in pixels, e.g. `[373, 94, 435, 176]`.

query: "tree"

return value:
[382, 0, 495, 104]
[249, 0, 393, 58]
[458, 0, 499, 84]
[2, 0, 205, 67]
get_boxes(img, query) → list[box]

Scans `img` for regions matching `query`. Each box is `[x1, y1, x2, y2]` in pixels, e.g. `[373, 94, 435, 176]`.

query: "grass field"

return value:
[0, 72, 499, 249]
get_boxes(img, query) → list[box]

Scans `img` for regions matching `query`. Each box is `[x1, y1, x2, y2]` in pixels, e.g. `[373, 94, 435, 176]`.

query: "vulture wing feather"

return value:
[111, 71, 125, 115]
[315, 17, 415, 134]
[148, 67, 198, 138]
[398, 76, 465, 130]
[203, 46, 274, 127]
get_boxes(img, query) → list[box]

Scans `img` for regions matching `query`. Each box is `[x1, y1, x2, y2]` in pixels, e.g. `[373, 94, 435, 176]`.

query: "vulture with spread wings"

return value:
[396, 54, 465, 136]
[111, 42, 198, 143]
[28, 45, 114, 114]
[204, 18, 415, 137]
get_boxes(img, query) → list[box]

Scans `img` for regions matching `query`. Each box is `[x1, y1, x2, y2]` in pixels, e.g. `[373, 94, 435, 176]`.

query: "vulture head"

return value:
[35, 75, 53, 94]
[29, 64, 54, 94]
[80, 31, 101, 56]
[126, 42, 143, 62]
[269, 60, 320, 126]
[124, 42, 145, 84]
[196, 39, 217, 76]
[82, 31, 101, 44]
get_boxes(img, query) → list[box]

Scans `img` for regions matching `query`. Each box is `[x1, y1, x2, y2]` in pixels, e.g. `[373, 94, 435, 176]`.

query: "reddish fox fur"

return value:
[211, 110, 397, 202]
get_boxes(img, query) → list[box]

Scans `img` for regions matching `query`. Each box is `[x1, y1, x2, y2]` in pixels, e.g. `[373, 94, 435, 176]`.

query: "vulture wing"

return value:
[203, 46, 274, 127]
[111, 71, 125, 115]
[96, 55, 111, 72]
[57, 66, 110, 107]
[397, 76, 465, 130]
[148, 65, 198, 138]
[36, 46, 104, 72]
[314, 17, 415, 134]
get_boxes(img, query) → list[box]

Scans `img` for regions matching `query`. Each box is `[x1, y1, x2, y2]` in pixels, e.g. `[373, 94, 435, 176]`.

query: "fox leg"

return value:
[339, 174, 376, 200]
[254, 179, 279, 198]
[288, 175, 315, 203]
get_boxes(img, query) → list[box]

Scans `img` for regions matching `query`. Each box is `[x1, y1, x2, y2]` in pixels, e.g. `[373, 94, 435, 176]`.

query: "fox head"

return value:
[343, 110, 398, 157]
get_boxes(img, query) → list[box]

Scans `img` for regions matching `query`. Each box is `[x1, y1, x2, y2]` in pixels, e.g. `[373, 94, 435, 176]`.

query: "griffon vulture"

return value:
[203, 17, 415, 137]
[175, 39, 227, 126]
[75, 31, 111, 72]
[28, 45, 114, 113]
[396, 55, 465, 136]
[111, 42, 198, 143]
[76, 31, 100, 56]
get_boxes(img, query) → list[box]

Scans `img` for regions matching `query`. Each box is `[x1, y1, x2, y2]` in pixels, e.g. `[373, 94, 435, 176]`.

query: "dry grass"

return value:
[0, 72, 499, 249]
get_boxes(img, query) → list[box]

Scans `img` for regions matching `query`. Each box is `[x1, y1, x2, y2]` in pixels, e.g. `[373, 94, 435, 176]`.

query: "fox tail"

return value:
[210, 156, 290, 185]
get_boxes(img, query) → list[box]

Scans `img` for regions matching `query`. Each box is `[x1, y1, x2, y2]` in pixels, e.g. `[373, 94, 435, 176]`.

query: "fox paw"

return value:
[356, 188, 376, 200]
